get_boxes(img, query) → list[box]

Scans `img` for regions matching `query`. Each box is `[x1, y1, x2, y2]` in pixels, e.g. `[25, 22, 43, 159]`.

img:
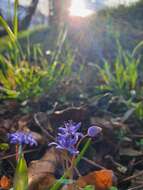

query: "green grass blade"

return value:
[132, 40, 143, 57]
[13, 146, 28, 190]
[0, 16, 16, 42]
[13, 0, 19, 38]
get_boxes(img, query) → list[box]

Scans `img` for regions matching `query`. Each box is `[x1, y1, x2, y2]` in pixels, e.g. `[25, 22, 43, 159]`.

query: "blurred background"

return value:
[0, 0, 143, 102]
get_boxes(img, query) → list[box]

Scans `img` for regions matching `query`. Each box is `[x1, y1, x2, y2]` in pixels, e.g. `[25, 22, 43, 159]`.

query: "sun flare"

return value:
[69, 0, 93, 17]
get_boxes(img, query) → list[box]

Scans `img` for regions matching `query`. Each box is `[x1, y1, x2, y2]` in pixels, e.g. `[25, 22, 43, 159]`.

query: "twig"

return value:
[133, 158, 143, 166]
[0, 148, 39, 161]
[121, 171, 143, 182]
[34, 113, 54, 140]
[127, 184, 143, 190]
[82, 157, 105, 169]
[130, 134, 143, 138]
[74, 167, 82, 177]
[6, 159, 15, 171]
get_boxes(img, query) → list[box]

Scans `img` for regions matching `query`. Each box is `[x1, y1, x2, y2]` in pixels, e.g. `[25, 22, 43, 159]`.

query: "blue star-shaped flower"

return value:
[49, 121, 83, 155]
[8, 132, 38, 146]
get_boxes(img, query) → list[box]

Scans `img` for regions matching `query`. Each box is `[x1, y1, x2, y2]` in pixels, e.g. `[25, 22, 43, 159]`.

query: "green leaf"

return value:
[83, 185, 95, 190]
[109, 186, 118, 190]
[13, 146, 28, 190]
[132, 40, 143, 57]
[57, 179, 74, 185]
[13, 0, 19, 38]
[0, 143, 9, 151]
[0, 16, 16, 42]
[140, 139, 143, 146]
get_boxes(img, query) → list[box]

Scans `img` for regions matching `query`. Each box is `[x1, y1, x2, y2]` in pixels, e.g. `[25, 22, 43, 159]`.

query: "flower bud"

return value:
[87, 126, 102, 137]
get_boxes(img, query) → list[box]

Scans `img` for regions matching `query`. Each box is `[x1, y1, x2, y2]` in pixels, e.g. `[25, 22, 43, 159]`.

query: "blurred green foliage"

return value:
[93, 39, 143, 121]
[109, 187, 118, 190]
[0, 60, 46, 101]
[95, 45, 140, 99]
[0, 0, 73, 102]
[133, 101, 143, 120]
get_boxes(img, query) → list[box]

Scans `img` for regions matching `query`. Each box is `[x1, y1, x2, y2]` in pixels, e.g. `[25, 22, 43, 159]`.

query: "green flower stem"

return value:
[75, 138, 91, 165]
[50, 138, 91, 190]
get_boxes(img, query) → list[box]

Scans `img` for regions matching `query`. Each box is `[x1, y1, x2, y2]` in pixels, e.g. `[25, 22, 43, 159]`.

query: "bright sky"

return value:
[105, 0, 139, 6]
[12, 0, 140, 15]
[13, 0, 49, 15]
[69, 0, 140, 17]
[19, 0, 140, 6]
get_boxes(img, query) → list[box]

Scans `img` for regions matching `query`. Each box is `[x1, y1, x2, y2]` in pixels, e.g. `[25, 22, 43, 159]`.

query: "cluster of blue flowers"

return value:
[7, 131, 37, 146]
[49, 121, 102, 155]
[7, 122, 102, 156]
[49, 122, 83, 155]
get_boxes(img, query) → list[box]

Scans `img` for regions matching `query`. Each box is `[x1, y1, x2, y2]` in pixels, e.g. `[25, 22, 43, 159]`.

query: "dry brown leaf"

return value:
[18, 114, 32, 130]
[77, 169, 114, 190]
[29, 174, 56, 190]
[0, 176, 11, 189]
[28, 147, 63, 190]
[30, 131, 44, 144]
[62, 169, 116, 190]
[119, 147, 143, 157]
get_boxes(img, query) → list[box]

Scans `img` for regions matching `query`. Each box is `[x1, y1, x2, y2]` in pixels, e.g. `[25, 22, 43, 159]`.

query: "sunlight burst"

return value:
[69, 0, 93, 17]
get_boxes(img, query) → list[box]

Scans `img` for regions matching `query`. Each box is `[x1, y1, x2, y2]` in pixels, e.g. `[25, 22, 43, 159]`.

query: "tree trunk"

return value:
[20, 0, 39, 30]
[0, 0, 39, 36]
[49, 0, 71, 27]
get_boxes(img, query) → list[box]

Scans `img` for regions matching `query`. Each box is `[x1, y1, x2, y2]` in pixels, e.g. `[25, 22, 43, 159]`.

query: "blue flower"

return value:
[50, 134, 79, 155]
[87, 126, 102, 137]
[49, 121, 83, 155]
[59, 121, 82, 135]
[8, 132, 38, 146]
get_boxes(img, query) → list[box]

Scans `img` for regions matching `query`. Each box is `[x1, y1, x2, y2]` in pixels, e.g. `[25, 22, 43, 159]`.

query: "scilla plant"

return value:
[8, 132, 37, 190]
[49, 121, 102, 190]
[8, 122, 101, 190]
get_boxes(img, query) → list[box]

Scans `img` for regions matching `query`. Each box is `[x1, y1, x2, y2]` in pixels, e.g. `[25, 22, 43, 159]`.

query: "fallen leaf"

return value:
[94, 169, 114, 190]
[62, 169, 116, 190]
[28, 148, 63, 190]
[18, 114, 32, 130]
[119, 147, 143, 157]
[0, 176, 11, 189]
[77, 169, 114, 190]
